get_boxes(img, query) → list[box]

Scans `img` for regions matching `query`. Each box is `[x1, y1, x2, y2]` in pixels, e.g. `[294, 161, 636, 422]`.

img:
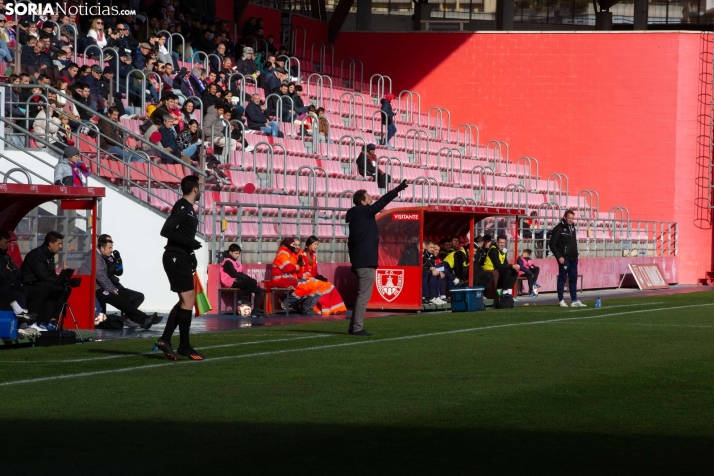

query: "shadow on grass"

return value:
[85, 349, 165, 360]
[0, 420, 711, 476]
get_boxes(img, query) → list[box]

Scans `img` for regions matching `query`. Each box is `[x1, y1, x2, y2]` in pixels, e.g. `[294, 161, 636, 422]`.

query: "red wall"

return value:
[290, 14, 329, 58]
[333, 32, 712, 283]
[214, 1, 282, 42]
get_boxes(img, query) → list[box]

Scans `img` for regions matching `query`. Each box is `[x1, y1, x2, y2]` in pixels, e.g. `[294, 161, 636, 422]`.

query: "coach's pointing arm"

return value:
[369, 180, 409, 216]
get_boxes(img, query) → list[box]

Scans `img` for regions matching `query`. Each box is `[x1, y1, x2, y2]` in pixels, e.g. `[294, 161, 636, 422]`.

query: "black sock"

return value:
[176, 308, 193, 349]
[160, 305, 180, 343]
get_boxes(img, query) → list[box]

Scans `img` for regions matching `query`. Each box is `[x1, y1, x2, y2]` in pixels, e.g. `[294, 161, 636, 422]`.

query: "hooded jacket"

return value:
[203, 105, 227, 140]
[549, 219, 579, 261]
[54, 157, 73, 185]
[380, 97, 395, 125]
[346, 189, 399, 269]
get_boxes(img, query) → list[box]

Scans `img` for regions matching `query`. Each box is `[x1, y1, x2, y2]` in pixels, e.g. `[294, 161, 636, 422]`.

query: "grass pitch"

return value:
[1, 291, 713, 475]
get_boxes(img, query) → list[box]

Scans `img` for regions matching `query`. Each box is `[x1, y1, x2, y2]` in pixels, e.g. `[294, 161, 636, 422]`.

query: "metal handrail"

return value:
[191, 51, 209, 72]
[338, 135, 368, 177]
[437, 147, 463, 186]
[310, 41, 334, 75]
[404, 129, 429, 168]
[371, 110, 388, 147]
[427, 107, 451, 142]
[291, 25, 307, 58]
[306, 73, 333, 112]
[295, 165, 329, 209]
[411, 176, 440, 206]
[228, 119, 247, 170]
[471, 165, 496, 205]
[125, 69, 148, 114]
[369, 74, 392, 102]
[516, 156, 539, 192]
[398, 90, 422, 126]
[578, 189, 600, 217]
[83, 44, 104, 65]
[547, 172, 569, 208]
[339, 91, 365, 131]
[10, 84, 200, 173]
[456, 124, 480, 158]
[504, 183, 528, 209]
[377, 156, 403, 192]
[486, 140, 510, 175]
[1, 166, 34, 184]
[62, 23, 79, 63]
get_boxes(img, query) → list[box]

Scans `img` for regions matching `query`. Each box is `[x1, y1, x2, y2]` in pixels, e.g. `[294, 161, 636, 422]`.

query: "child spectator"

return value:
[54, 146, 90, 186]
[220, 244, 265, 316]
[517, 248, 541, 297]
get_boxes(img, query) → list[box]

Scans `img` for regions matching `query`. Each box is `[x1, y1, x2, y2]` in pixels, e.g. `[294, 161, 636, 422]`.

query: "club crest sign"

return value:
[376, 269, 404, 302]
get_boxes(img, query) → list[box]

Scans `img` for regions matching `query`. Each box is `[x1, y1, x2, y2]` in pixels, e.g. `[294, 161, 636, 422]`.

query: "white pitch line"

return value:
[1, 302, 712, 388]
[528, 302, 664, 312]
[556, 322, 714, 329]
[0, 334, 331, 364]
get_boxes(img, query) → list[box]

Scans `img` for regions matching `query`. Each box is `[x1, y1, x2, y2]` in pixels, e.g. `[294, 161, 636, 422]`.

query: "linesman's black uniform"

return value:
[158, 197, 202, 354]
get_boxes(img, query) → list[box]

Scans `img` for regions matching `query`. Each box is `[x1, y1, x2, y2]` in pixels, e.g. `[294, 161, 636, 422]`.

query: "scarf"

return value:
[70, 161, 90, 186]
[190, 73, 205, 93]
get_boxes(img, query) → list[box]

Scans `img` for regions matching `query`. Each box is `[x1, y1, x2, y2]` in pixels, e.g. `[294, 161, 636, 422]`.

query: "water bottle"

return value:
[595, 297, 601, 308]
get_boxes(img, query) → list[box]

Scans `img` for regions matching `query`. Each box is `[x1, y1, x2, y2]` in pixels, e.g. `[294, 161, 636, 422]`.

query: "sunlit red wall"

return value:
[333, 32, 711, 283]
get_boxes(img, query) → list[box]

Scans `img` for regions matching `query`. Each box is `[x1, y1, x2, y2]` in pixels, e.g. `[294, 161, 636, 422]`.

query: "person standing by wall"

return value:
[346, 181, 408, 336]
[549, 210, 586, 308]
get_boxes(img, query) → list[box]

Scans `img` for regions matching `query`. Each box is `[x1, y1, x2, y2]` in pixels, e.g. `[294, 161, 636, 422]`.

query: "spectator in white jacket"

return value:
[33, 102, 62, 151]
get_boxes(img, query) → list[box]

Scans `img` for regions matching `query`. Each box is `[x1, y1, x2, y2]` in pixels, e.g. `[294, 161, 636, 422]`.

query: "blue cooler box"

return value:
[451, 287, 485, 312]
[0, 310, 18, 339]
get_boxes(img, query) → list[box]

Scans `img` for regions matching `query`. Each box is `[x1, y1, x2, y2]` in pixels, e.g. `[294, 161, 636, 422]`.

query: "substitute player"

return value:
[155, 175, 205, 361]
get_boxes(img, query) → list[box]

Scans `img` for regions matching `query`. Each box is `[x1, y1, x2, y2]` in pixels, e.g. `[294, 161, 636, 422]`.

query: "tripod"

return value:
[57, 287, 85, 343]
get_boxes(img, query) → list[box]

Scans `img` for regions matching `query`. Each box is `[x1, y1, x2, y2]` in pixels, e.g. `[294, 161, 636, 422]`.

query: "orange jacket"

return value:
[298, 249, 319, 280]
[269, 245, 299, 288]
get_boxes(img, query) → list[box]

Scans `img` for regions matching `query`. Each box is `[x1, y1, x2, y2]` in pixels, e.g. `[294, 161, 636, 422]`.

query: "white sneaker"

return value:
[452, 277, 460, 285]
[571, 301, 587, 307]
[559, 300, 568, 308]
[430, 298, 446, 305]
[244, 145, 255, 153]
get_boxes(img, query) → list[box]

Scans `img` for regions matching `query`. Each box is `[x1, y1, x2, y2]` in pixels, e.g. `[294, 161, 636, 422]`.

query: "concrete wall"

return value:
[0, 151, 208, 312]
[333, 31, 711, 283]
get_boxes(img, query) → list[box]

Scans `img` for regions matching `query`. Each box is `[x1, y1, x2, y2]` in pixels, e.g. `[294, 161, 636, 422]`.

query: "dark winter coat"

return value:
[549, 219, 579, 261]
[345, 189, 399, 269]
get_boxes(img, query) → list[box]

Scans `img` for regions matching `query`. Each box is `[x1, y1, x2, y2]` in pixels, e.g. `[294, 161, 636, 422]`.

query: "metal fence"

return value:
[324, 0, 714, 25]
[208, 202, 678, 265]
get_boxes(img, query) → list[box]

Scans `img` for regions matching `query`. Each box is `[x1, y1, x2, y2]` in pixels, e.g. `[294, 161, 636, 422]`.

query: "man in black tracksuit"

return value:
[155, 175, 205, 361]
[482, 235, 520, 296]
[20, 231, 70, 325]
[346, 181, 408, 336]
[549, 210, 586, 307]
[472, 235, 494, 290]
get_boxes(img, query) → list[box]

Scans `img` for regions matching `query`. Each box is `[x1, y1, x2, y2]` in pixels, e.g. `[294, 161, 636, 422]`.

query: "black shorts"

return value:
[162, 250, 195, 293]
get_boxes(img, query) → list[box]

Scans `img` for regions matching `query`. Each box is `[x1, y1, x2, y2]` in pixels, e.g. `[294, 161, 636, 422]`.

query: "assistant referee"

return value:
[155, 175, 205, 361]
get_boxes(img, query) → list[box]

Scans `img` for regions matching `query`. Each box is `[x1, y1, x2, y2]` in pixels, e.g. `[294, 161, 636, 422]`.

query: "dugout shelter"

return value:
[368, 205, 525, 311]
[0, 183, 105, 329]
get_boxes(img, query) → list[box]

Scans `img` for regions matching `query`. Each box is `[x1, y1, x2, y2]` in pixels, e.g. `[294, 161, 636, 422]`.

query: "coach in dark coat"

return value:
[345, 181, 408, 336]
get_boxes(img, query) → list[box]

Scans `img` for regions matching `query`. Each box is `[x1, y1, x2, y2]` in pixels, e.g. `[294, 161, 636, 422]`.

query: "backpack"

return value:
[494, 294, 514, 309]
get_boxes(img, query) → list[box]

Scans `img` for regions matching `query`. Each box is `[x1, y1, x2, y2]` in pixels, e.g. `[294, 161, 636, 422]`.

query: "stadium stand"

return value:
[0, 10, 676, 269]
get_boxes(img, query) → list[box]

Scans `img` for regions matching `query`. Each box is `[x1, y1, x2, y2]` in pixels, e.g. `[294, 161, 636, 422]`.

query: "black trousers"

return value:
[23, 282, 69, 323]
[96, 287, 149, 324]
[496, 267, 519, 291]
[474, 269, 494, 290]
[232, 277, 265, 310]
[524, 266, 540, 293]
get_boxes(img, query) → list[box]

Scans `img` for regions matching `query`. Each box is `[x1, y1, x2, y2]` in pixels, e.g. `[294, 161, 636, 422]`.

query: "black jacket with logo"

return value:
[549, 219, 579, 261]
[21, 245, 57, 284]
